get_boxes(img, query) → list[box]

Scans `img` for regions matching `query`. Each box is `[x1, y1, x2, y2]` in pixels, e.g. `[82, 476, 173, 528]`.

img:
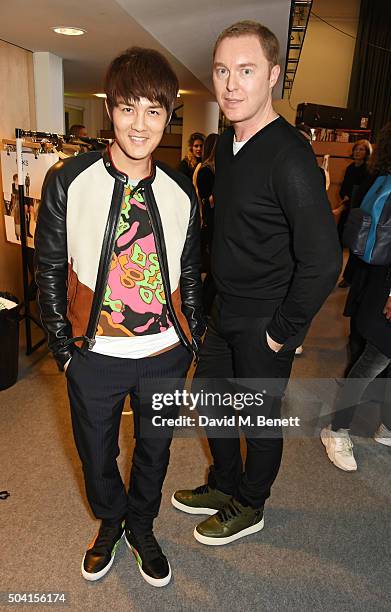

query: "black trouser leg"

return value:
[67, 350, 129, 522]
[126, 345, 192, 532]
[195, 298, 295, 508]
[195, 301, 242, 496]
[332, 342, 391, 431]
[344, 317, 366, 377]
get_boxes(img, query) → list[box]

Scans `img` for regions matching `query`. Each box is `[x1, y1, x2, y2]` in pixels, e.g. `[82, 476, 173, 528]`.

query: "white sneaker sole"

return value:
[125, 535, 171, 587]
[193, 517, 264, 546]
[171, 493, 217, 515]
[320, 431, 357, 472]
[81, 533, 123, 582]
[374, 435, 391, 447]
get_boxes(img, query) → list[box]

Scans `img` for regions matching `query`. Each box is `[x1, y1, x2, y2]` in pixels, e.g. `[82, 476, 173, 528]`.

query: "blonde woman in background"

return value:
[178, 131, 205, 179]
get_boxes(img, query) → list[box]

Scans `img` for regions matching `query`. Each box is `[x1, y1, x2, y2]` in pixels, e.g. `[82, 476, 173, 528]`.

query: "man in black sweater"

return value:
[172, 21, 341, 544]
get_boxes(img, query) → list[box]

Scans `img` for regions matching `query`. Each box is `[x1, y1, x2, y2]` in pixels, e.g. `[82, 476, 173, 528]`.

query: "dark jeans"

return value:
[194, 297, 295, 509]
[332, 341, 391, 431]
[67, 344, 192, 532]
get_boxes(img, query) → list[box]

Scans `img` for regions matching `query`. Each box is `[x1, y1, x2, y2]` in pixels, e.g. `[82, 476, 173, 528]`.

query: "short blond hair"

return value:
[213, 20, 280, 67]
[352, 139, 372, 161]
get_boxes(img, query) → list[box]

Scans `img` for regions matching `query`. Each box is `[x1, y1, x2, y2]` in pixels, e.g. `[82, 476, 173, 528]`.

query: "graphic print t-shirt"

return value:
[93, 180, 179, 358]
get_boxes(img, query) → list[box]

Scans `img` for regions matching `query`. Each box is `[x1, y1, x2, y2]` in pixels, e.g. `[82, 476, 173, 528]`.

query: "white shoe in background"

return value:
[320, 425, 357, 471]
[295, 345, 303, 356]
[374, 423, 391, 446]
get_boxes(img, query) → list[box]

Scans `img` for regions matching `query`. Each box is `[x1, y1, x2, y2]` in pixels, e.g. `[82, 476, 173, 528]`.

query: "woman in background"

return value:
[178, 132, 205, 180]
[196, 133, 219, 315]
[321, 123, 391, 472]
[337, 139, 372, 287]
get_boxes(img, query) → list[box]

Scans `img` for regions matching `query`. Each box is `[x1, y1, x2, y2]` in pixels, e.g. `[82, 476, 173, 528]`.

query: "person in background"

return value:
[11, 174, 20, 241]
[196, 132, 219, 314]
[178, 131, 205, 179]
[336, 139, 372, 288]
[69, 124, 88, 139]
[321, 122, 391, 471]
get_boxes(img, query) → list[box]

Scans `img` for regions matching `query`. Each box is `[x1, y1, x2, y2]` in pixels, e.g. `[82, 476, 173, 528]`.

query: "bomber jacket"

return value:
[34, 148, 205, 370]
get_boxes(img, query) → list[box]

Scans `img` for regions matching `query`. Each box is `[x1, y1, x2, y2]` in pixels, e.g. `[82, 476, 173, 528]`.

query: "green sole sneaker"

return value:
[171, 484, 231, 515]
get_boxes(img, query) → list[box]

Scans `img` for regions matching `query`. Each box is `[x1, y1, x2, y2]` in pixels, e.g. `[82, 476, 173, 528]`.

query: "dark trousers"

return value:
[332, 341, 391, 431]
[194, 297, 295, 509]
[66, 344, 192, 532]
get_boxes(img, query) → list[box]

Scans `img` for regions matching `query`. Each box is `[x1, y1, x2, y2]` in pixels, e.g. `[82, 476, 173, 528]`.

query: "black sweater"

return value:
[212, 117, 342, 344]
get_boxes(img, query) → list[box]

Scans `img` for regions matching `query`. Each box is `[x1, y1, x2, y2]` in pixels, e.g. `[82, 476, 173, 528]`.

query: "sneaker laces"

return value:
[216, 499, 242, 523]
[92, 524, 122, 553]
[136, 533, 163, 562]
[335, 435, 354, 456]
[193, 484, 210, 495]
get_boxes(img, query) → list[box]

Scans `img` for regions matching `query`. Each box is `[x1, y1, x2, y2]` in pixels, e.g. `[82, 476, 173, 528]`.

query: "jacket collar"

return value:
[102, 145, 156, 186]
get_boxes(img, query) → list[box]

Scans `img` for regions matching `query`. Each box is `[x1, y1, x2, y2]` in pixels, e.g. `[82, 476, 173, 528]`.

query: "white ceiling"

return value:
[0, 0, 291, 98]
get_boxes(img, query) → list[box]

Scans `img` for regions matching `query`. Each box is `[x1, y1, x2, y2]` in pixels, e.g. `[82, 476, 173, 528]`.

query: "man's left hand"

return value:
[383, 296, 391, 320]
[266, 331, 283, 353]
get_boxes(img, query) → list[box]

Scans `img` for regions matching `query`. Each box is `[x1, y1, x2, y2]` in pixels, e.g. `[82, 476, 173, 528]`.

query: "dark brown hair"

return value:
[104, 47, 179, 119]
[69, 124, 86, 138]
[201, 133, 219, 173]
[213, 20, 280, 67]
[368, 123, 391, 175]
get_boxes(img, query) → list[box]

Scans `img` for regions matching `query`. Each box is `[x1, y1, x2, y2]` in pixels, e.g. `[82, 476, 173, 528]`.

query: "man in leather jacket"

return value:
[34, 47, 204, 587]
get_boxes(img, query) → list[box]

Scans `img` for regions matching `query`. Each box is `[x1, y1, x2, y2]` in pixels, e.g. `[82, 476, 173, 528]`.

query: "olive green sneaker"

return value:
[194, 498, 264, 545]
[171, 484, 231, 515]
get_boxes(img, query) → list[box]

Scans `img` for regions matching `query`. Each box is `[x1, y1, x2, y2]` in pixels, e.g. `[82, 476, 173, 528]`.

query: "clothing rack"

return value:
[8, 129, 109, 355]
[14, 128, 52, 355]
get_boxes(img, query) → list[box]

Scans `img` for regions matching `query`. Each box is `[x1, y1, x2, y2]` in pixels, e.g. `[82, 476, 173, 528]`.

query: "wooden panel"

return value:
[0, 42, 36, 297]
[313, 141, 353, 212]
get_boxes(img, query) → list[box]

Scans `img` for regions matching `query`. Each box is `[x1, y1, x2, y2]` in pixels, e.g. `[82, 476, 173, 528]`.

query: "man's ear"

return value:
[104, 99, 112, 121]
[165, 112, 172, 127]
[269, 64, 280, 89]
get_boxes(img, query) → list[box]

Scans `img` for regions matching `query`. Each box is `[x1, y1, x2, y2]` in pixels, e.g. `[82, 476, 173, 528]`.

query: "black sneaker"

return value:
[171, 484, 231, 515]
[125, 527, 171, 587]
[81, 521, 124, 581]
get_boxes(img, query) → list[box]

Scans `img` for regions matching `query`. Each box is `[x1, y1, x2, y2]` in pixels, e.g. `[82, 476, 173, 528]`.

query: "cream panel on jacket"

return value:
[152, 167, 190, 293]
[66, 158, 117, 290]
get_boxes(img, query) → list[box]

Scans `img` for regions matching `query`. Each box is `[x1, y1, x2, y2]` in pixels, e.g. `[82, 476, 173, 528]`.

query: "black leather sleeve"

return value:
[34, 161, 73, 371]
[180, 188, 206, 351]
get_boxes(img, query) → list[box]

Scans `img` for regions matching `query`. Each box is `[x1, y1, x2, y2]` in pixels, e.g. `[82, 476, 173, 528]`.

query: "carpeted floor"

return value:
[0, 286, 390, 611]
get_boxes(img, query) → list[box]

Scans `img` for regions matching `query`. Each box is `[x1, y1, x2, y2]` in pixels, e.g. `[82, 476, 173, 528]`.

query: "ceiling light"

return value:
[52, 26, 86, 36]
[94, 93, 107, 98]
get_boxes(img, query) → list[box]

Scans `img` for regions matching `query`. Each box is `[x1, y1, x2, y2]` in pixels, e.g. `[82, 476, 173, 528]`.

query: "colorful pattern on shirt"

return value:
[96, 183, 173, 337]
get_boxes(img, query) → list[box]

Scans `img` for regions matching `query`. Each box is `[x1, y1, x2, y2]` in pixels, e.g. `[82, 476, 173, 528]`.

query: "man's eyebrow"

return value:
[117, 101, 163, 109]
[213, 62, 257, 68]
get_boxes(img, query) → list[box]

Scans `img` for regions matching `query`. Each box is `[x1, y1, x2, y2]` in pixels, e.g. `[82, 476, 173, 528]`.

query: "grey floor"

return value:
[0, 286, 390, 612]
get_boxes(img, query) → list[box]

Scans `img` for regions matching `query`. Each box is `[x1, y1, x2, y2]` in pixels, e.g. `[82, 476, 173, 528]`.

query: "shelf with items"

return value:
[312, 141, 359, 216]
[312, 128, 372, 143]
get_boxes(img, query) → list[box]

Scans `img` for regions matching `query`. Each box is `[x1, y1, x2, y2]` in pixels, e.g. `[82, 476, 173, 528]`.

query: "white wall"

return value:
[64, 96, 106, 138]
[274, 0, 360, 124]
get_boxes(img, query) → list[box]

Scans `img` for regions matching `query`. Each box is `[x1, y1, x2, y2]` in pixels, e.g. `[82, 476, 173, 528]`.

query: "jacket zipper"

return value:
[83, 178, 126, 350]
[82, 179, 193, 356]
